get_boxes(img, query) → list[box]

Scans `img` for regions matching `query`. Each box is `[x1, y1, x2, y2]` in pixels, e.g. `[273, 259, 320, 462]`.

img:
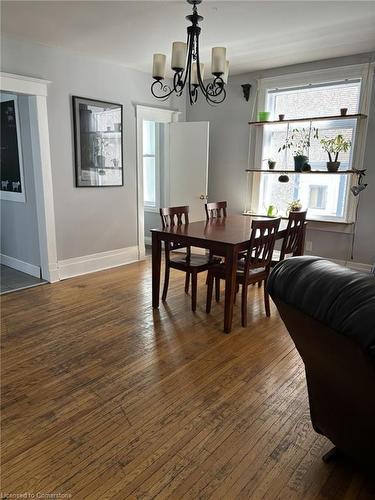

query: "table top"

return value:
[151, 215, 288, 246]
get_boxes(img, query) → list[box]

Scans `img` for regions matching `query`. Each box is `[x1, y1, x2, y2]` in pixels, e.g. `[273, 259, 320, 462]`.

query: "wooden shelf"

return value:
[248, 113, 367, 126]
[245, 169, 357, 174]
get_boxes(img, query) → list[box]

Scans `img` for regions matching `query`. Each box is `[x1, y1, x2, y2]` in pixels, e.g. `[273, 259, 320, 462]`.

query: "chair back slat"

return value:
[280, 210, 307, 259]
[159, 206, 190, 254]
[205, 201, 227, 220]
[243, 218, 281, 275]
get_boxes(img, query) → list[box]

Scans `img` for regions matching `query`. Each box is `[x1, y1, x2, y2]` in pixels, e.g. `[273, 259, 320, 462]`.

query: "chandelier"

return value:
[151, 0, 229, 105]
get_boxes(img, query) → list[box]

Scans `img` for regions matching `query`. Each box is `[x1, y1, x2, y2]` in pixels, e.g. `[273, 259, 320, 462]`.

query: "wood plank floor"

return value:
[1, 258, 374, 500]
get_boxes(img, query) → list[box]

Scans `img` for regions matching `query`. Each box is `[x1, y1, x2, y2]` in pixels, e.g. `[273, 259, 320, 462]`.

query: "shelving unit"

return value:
[248, 113, 367, 126]
[245, 169, 358, 175]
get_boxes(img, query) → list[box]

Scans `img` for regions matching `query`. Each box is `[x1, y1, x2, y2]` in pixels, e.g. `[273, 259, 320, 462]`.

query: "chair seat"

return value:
[169, 253, 220, 270]
[209, 261, 267, 281]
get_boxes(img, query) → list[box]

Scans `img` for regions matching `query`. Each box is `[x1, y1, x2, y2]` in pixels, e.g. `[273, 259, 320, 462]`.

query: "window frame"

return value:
[142, 120, 160, 212]
[249, 63, 373, 224]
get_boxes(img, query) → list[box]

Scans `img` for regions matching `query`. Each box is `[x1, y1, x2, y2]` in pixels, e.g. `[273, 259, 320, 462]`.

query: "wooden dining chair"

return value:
[160, 206, 218, 312]
[205, 201, 227, 220]
[206, 218, 281, 326]
[271, 210, 307, 265]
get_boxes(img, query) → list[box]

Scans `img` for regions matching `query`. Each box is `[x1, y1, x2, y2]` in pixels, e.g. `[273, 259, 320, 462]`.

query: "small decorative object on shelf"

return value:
[320, 134, 351, 172]
[278, 174, 290, 183]
[267, 204, 278, 217]
[268, 159, 276, 169]
[301, 163, 311, 172]
[258, 111, 270, 122]
[287, 199, 302, 213]
[340, 107, 348, 116]
[278, 126, 319, 172]
[279, 114, 285, 121]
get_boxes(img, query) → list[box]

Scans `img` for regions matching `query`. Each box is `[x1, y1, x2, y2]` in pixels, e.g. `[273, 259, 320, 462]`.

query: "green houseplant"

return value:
[279, 127, 319, 172]
[320, 134, 351, 172]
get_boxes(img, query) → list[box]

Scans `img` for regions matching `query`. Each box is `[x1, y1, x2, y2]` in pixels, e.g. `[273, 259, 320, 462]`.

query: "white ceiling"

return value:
[2, 1, 375, 76]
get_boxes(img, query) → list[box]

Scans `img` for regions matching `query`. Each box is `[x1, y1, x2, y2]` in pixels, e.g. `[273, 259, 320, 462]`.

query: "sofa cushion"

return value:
[267, 256, 375, 358]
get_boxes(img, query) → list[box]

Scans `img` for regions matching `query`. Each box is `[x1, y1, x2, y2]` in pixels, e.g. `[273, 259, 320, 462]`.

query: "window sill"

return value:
[144, 206, 159, 214]
[242, 212, 354, 234]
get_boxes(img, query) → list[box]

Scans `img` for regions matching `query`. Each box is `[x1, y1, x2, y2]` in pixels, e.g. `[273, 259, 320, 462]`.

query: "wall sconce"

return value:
[241, 84, 251, 101]
[351, 169, 367, 196]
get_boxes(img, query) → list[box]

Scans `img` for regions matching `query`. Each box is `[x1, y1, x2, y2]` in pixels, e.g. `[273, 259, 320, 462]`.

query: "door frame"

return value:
[0, 72, 59, 282]
[136, 105, 180, 259]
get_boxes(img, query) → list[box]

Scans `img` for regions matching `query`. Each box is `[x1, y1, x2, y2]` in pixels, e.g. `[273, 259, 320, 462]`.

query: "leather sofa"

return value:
[267, 256, 375, 469]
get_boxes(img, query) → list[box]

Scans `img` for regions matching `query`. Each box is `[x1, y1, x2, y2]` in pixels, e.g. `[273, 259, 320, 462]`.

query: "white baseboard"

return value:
[0, 253, 41, 278]
[58, 246, 139, 280]
[331, 258, 372, 273]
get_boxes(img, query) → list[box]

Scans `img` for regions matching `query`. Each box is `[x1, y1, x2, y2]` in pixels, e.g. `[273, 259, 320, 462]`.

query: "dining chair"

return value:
[160, 206, 219, 312]
[205, 201, 227, 220]
[206, 218, 281, 326]
[271, 210, 307, 265]
[204, 201, 228, 299]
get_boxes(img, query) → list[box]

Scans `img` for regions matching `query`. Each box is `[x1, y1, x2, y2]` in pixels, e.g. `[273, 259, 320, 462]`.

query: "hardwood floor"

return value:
[1, 258, 374, 499]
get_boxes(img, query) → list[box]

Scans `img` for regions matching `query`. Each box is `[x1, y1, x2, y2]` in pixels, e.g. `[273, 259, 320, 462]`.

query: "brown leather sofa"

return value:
[267, 256, 375, 469]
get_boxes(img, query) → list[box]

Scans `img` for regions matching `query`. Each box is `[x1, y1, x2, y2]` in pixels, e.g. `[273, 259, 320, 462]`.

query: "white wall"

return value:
[1, 35, 185, 264]
[186, 53, 375, 266]
[1, 94, 41, 269]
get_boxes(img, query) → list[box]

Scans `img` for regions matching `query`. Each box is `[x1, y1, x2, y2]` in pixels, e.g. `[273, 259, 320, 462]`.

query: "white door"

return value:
[168, 121, 209, 222]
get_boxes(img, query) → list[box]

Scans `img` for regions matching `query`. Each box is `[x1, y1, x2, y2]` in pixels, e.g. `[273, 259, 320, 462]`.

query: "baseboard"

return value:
[331, 259, 372, 273]
[58, 246, 139, 280]
[0, 253, 41, 278]
[144, 236, 152, 246]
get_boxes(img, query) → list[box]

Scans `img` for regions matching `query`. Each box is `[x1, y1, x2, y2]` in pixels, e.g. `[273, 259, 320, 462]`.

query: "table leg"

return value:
[152, 232, 162, 309]
[224, 246, 238, 333]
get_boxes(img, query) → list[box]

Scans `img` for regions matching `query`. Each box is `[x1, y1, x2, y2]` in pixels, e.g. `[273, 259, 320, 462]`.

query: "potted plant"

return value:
[320, 134, 351, 172]
[268, 159, 276, 169]
[287, 199, 302, 213]
[279, 127, 319, 172]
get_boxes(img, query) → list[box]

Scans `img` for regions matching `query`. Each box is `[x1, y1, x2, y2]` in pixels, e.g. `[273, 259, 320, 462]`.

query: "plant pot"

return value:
[294, 155, 308, 172]
[258, 111, 270, 122]
[326, 161, 340, 172]
[97, 155, 106, 168]
[268, 161, 276, 169]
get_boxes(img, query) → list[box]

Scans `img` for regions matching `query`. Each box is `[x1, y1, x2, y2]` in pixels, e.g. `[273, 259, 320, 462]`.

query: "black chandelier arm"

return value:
[150, 79, 175, 101]
[195, 35, 226, 105]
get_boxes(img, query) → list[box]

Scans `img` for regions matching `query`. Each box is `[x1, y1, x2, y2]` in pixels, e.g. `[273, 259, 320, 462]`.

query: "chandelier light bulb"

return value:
[211, 47, 226, 75]
[171, 42, 187, 71]
[152, 54, 166, 79]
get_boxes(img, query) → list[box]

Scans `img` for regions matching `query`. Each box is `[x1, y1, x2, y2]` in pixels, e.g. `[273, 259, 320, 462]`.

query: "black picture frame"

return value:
[72, 96, 124, 187]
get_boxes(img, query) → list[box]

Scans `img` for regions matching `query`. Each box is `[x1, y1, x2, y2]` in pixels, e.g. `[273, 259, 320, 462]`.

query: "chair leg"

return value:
[241, 283, 248, 327]
[206, 272, 214, 313]
[191, 271, 198, 312]
[215, 276, 220, 302]
[234, 283, 239, 304]
[264, 281, 271, 317]
[185, 272, 190, 293]
[258, 281, 262, 288]
[162, 263, 170, 301]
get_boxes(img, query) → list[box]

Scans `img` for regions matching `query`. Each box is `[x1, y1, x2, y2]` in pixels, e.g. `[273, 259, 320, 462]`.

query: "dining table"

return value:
[151, 214, 305, 333]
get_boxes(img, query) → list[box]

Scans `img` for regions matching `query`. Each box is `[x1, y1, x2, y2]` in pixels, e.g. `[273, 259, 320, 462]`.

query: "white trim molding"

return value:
[1, 72, 58, 283]
[58, 246, 139, 280]
[0, 253, 41, 278]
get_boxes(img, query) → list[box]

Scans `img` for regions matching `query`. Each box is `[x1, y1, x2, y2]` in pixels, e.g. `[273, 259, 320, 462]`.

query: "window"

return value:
[143, 120, 160, 210]
[251, 67, 370, 223]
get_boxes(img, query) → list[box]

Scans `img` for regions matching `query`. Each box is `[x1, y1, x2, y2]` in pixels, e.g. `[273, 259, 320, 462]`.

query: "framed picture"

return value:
[72, 96, 124, 187]
[0, 93, 26, 202]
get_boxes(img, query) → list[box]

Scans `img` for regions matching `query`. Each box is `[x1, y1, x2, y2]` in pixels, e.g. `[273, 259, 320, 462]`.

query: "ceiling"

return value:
[2, 1, 375, 76]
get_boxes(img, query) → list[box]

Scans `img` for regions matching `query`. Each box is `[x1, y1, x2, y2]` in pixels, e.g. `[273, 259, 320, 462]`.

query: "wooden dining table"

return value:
[151, 214, 303, 333]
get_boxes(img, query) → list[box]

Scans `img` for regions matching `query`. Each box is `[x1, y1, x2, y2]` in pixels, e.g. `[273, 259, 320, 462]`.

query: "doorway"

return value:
[0, 72, 58, 286]
[136, 105, 209, 259]
[0, 91, 47, 293]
